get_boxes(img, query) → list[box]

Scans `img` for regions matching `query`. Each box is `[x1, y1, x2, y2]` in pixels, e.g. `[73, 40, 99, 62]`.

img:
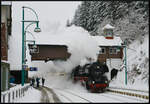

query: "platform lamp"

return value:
[21, 6, 41, 86]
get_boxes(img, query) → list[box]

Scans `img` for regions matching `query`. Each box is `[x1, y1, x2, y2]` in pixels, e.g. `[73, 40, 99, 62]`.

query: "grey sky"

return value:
[12, 1, 81, 32]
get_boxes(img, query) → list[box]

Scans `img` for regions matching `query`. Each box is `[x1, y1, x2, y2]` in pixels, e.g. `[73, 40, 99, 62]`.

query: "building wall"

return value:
[1, 5, 11, 23]
[1, 5, 11, 61]
[1, 62, 10, 92]
[98, 46, 124, 80]
[106, 58, 123, 70]
[29, 45, 71, 61]
[106, 58, 123, 80]
[1, 23, 8, 61]
[1, 4, 12, 92]
[98, 46, 123, 63]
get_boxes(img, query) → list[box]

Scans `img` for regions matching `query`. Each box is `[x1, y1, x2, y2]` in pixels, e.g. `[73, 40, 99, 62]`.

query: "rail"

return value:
[54, 87, 92, 103]
[1, 84, 30, 103]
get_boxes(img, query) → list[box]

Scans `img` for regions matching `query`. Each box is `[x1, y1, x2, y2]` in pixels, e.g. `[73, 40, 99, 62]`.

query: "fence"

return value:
[1, 85, 30, 103]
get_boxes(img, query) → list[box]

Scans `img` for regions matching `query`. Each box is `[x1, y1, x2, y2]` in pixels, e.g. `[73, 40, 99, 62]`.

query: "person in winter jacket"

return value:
[42, 77, 45, 86]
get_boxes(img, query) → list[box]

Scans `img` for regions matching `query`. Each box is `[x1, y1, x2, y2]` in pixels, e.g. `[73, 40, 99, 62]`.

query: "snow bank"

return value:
[109, 35, 149, 91]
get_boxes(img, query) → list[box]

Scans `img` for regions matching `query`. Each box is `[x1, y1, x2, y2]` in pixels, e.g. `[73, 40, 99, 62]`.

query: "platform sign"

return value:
[23, 65, 28, 69]
[29, 67, 38, 71]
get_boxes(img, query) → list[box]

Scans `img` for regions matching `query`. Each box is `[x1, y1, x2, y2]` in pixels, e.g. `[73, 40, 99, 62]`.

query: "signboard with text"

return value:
[29, 67, 38, 71]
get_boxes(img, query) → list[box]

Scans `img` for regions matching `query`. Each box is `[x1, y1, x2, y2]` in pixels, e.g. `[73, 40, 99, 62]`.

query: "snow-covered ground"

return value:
[109, 34, 149, 91]
[7, 24, 148, 103]
[4, 73, 148, 103]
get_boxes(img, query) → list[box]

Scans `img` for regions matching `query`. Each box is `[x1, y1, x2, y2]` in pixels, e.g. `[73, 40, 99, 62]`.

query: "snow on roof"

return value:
[102, 24, 115, 30]
[1, 1, 12, 5]
[92, 36, 123, 46]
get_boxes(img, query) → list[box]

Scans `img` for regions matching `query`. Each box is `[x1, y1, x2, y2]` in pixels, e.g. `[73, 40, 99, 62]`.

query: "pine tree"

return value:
[72, 1, 149, 39]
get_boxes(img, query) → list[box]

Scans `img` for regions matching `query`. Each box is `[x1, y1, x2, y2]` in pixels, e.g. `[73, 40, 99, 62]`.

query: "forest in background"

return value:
[70, 1, 149, 85]
[71, 1, 149, 45]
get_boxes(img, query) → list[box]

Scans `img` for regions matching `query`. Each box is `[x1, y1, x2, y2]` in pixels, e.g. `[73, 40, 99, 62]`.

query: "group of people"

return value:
[30, 77, 45, 88]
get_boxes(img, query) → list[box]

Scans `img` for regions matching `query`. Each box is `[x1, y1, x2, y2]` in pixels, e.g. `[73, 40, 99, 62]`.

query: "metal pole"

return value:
[21, 6, 40, 86]
[124, 40, 127, 85]
[21, 7, 25, 86]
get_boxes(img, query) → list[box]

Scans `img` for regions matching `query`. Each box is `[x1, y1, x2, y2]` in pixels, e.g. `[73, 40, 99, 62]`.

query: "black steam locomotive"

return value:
[71, 61, 109, 93]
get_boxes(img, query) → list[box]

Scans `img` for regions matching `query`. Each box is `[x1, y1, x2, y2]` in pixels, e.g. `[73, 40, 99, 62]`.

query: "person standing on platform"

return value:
[32, 77, 35, 87]
[36, 77, 40, 87]
[42, 77, 45, 86]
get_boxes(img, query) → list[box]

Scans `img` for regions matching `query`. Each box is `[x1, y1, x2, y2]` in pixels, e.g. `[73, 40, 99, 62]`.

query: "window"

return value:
[109, 48, 117, 54]
[105, 29, 113, 37]
[99, 47, 106, 54]
[29, 46, 39, 54]
[106, 31, 112, 37]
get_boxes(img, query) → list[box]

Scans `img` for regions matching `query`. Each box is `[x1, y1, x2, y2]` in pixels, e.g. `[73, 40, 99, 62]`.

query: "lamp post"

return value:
[120, 39, 127, 85]
[24, 31, 36, 63]
[124, 39, 127, 85]
[21, 6, 41, 86]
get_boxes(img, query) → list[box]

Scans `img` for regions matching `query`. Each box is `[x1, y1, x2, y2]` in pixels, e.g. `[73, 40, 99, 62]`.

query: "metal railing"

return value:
[1, 85, 30, 103]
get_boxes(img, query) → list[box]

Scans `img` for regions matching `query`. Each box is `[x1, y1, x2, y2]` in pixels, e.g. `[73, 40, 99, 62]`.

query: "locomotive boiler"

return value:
[71, 61, 109, 93]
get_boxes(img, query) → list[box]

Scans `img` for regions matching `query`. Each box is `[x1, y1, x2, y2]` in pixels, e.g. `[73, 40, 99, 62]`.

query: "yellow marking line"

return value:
[107, 89, 149, 100]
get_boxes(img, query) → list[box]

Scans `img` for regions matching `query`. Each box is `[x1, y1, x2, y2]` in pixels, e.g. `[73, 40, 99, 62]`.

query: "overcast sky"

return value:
[12, 1, 81, 32]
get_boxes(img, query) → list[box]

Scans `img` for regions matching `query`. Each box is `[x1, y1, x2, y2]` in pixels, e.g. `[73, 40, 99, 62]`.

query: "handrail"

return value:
[1, 84, 30, 103]
[108, 86, 149, 93]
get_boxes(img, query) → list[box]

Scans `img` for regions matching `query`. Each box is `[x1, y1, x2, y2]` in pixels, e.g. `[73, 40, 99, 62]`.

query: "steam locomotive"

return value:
[71, 61, 109, 93]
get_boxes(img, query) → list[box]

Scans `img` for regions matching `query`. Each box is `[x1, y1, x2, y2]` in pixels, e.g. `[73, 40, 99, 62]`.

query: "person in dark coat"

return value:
[42, 77, 45, 86]
[111, 68, 119, 80]
[31, 77, 35, 87]
[36, 77, 40, 87]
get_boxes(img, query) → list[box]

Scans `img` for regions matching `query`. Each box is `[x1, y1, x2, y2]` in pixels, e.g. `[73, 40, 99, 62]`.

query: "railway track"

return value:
[54, 88, 92, 103]
[38, 85, 148, 102]
[55, 88, 147, 102]
[42, 86, 61, 103]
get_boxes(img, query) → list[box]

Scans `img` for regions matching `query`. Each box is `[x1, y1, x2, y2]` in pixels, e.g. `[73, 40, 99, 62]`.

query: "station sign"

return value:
[23, 65, 28, 69]
[29, 67, 38, 71]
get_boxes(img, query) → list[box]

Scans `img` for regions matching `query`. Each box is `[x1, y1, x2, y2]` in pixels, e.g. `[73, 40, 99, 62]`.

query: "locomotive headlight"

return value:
[105, 80, 108, 83]
[92, 81, 95, 84]
[97, 66, 100, 68]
